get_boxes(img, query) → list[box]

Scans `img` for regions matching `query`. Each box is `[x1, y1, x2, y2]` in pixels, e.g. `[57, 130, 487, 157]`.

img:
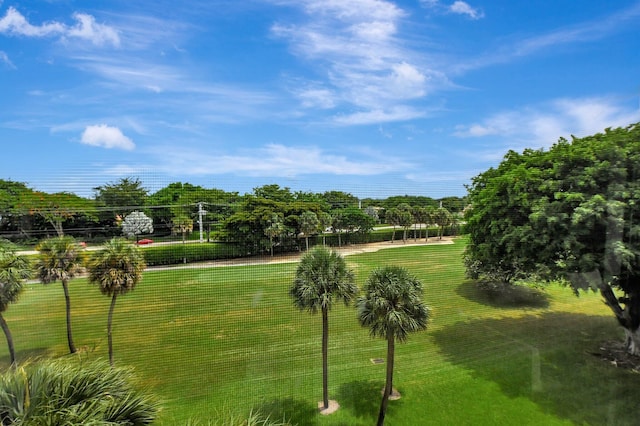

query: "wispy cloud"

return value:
[449, 1, 484, 20]
[0, 50, 14, 68]
[80, 124, 135, 150]
[455, 2, 640, 73]
[420, 0, 484, 20]
[454, 97, 640, 148]
[0, 6, 120, 46]
[132, 143, 414, 177]
[270, 0, 443, 124]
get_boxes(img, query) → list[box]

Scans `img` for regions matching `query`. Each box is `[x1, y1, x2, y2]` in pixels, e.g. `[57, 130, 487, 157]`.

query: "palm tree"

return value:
[36, 236, 83, 354]
[87, 238, 146, 366]
[289, 246, 358, 412]
[0, 358, 158, 424]
[358, 266, 429, 426]
[0, 240, 31, 367]
[299, 211, 319, 251]
[385, 208, 400, 243]
[317, 212, 332, 246]
[423, 206, 436, 241]
[264, 214, 285, 257]
[434, 207, 452, 240]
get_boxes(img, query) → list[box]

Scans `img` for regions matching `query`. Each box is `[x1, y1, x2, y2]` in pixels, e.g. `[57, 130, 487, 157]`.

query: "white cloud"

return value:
[0, 7, 119, 46]
[454, 97, 639, 148]
[141, 143, 413, 177]
[449, 1, 484, 20]
[66, 13, 120, 47]
[0, 7, 65, 36]
[296, 87, 336, 109]
[0, 50, 14, 68]
[420, 0, 484, 20]
[333, 106, 426, 125]
[270, 0, 437, 124]
[80, 124, 135, 150]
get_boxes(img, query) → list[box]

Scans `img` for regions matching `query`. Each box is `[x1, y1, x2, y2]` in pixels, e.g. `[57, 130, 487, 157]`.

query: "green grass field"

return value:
[2, 238, 637, 425]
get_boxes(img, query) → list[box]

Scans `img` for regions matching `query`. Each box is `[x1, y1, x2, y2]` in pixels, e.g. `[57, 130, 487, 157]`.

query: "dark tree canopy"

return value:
[93, 177, 148, 221]
[465, 123, 640, 353]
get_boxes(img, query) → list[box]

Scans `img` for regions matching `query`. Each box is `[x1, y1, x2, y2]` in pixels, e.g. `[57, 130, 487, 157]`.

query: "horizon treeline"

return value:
[0, 178, 467, 243]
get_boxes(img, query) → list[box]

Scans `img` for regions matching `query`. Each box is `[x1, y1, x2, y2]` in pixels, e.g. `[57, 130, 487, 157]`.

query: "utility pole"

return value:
[197, 202, 207, 243]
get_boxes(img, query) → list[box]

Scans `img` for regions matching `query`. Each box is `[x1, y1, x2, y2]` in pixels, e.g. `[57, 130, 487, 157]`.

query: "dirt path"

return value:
[146, 237, 455, 272]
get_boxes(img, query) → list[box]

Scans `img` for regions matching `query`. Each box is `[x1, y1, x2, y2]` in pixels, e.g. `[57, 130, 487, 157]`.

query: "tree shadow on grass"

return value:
[336, 379, 406, 426]
[433, 312, 640, 425]
[0, 347, 51, 368]
[456, 280, 550, 309]
[254, 397, 318, 426]
[336, 379, 381, 421]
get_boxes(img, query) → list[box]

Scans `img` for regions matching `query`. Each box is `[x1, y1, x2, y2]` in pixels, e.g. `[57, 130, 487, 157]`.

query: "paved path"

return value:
[145, 237, 455, 272]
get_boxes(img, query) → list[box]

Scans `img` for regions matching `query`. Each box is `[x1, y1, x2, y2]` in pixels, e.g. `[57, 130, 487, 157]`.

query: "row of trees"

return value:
[386, 203, 456, 243]
[0, 236, 145, 368]
[0, 179, 465, 247]
[290, 246, 429, 425]
[464, 123, 640, 354]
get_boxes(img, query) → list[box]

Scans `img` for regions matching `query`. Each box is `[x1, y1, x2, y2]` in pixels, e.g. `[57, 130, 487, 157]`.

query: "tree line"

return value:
[0, 179, 465, 253]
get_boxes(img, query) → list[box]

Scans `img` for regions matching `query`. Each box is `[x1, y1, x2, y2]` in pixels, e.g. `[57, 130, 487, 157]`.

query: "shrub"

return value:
[0, 358, 158, 424]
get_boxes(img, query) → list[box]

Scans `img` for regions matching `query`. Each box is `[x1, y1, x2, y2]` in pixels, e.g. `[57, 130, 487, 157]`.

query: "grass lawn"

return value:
[2, 238, 636, 425]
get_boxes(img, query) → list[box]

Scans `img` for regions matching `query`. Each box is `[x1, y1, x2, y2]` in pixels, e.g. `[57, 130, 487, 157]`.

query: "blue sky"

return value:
[1, 0, 639, 199]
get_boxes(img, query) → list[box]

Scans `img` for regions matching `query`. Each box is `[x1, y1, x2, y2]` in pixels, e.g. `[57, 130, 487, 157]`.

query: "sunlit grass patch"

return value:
[1, 239, 633, 425]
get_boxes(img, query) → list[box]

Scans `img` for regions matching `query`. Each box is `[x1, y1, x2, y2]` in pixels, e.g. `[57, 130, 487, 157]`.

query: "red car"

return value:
[137, 238, 154, 245]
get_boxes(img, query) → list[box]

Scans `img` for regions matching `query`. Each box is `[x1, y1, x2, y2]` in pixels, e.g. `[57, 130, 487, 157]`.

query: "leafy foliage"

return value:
[94, 177, 149, 222]
[17, 191, 97, 237]
[0, 358, 158, 424]
[465, 123, 640, 353]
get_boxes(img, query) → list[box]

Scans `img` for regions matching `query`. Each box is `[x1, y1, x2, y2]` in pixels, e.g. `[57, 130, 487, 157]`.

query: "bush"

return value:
[138, 242, 243, 266]
[0, 358, 158, 424]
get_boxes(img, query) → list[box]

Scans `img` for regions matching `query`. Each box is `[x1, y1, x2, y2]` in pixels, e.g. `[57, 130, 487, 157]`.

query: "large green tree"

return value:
[357, 266, 429, 426]
[93, 177, 148, 222]
[18, 191, 97, 237]
[146, 182, 238, 235]
[0, 240, 31, 367]
[0, 180, 30, 235]
[289, 246, 358, 411]
[88, 238, 146, 366]
[36, 236, 83, 354]
[465, 123, 640, 354]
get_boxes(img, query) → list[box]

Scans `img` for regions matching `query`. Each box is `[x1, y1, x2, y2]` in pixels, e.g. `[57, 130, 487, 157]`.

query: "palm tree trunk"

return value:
[62, 280, 76, 354]
[108, 293, 118, 367]
[0, 313, 16, 368]
[377, 330, 395, 426]
[306, 236, 309, 251]
[321, 307, 329, 410]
